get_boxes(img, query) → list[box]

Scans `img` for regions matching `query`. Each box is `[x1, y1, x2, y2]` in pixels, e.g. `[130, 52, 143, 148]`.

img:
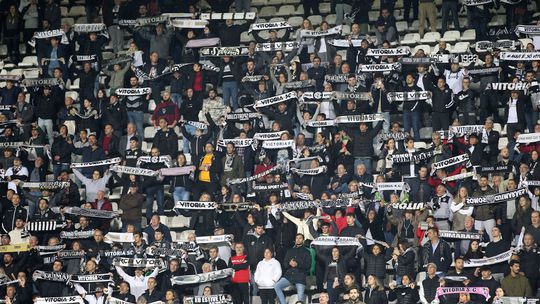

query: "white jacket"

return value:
[254, 258, 282, 289]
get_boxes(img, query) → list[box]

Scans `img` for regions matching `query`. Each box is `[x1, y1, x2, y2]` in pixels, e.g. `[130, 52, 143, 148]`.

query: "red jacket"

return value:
[91, 199, 113, 211]
[229, 254, 250, 283]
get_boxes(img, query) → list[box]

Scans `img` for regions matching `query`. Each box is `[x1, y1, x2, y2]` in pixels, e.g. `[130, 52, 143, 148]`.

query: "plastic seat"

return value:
[519, 38, 533, 48]
[268, 17, 286, 22]
[461, 29, 476, 41]
[144, 126, 157, 139]
[68, 5, 85, 17]
[420, 31, 441, 44]
[308, 15, 323, 25]
[442, 30, 461, 42]
[240, 31, 253, 43]
[400, 33, 421, 45]
[277, 5, 296, 16]
[419, 127, 433, 140]
[65, 91, 79, 101]
[450, 41, 470, 53]
[396, 21, 408, 33]
[251, 0, 267, 5]
[259, 6, 277, 17]
[413, 44, 431, 55]
[498, 137, 509, 150]
[432, 43, 452, 53]
[325, 14, 337, 25]
[287, 16, 304, 26]
[267, 0, 283, 5]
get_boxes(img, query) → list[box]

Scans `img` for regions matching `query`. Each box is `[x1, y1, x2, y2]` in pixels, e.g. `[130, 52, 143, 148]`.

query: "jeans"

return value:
[403, 109, 421, 141]
[145, 185, 164, 220]
[335, 3, 352, 25]
[274, 278, 306, 304]
[108, 25, 124, 53]
[327, 280, 337, 304]
[441, 1, 460, 32]
[53, 163, 70, 179]
[235, 0, 251, 12]
[173, 186, 191, 202]
[354, 157, 372, 175]
[222, 81, 238, 110]
[38, 118, 54, 145]
[171, 93, 183, 108]
[376, 27, 398, 46]
[525, 110, 539, 133]
[380, 112, 391, 133]
[128, 111, 144, 141]
[183, 124, 197, 154]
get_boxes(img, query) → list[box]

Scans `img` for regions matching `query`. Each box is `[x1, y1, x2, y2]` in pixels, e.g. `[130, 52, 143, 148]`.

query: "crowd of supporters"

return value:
[0, 0, 540, 303]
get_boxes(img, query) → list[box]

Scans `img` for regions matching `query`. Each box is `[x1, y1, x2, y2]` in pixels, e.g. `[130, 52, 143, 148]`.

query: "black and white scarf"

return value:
[466, 188, 527, 206]
[170, 268, 234, 285]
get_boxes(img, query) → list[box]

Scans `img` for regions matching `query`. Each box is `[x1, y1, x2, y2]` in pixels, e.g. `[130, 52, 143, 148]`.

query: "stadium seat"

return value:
[60, 6, 68, 16]
[65, 91, 79, 102]
[325, 14, 337, 25]
[519, 38, 533, 48]
[170, 216, 190, 228]
[420, 32, 441, 44]
[432, 43, 452, 53]
[498, 137, 508, 150]
[320, 2, 331, 13]
[488, 15, 505, 26]
[240, 31, 253, 43]
[269, 17, 286, 22]
[442, 30, 460, 42]
[461, 29, 476, 41]
[68, 5, 85, 17]
[308, 15, 323, 25]
[69, 78, 80, 90]
[287, 16, 304, 26]
[400, 33, 421, 45]
[251, 0, 267, 6]
[295, 5, 304, 15]
[18, 56, 38, 68]
[419, 127, 433, 140]
[396, 21, 408, 33]
[413, 44, 431, 55]
[267, 0, 284, 5]
[259, 6, 277, 17]
[277, 5, 297, 16]
[414, 142, 427, 149]
[144, 126, 157, 139]
[450, 42, 470, 53]
[23, 68, 40, 79]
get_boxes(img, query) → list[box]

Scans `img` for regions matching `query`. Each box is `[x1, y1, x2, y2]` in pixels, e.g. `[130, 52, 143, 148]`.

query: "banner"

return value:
[306, 120, 336, 127]
[450, 125, 485, 136]
[200, 47, 249, 57]
[22, 78, 62, 87]
[102, 55, 133, 67]
[435, 287, 490, 300]
[400, 57, 433, 65]
[137, 16, 169, 26]
[70, 157, 121, 168]
[38, 244, 66, 255]
[72, 54, 97, 62]
[51, 207, 119, 219]
[262, 139, 295, 149]
[300, 25, 342, 38]
[516, 133, 540, 144]
[442, 171, 476, 182]
[185, 38, 221, 49]
[392, 149, 437, 164]
[217, 139, 254, 147]
[19, 181, 69, 190]
[494, 297, 540, 304]
[439, 230, 483, 240]
[28, 29, 67, 47]
[137, 155, 173, 167]
[241, 75, 264, 82]
[475, 40, 517, 52]
[185, 120, 208, 130]
[115, 87, 151, 96]
[332, 91, 371, 101]
[60, 230, 95, 239]
[170, 19, 208, 29]
[389, 202, 424, 210]
[366, 48, 410, 56]
[312, 236, 362, 247]
[146, 247, 185, 258]
[430, 54, 478, 64]
[183, 294, 233, 304]
[500, 52, 540, 61]
[486, 82, 529, 91]
[249, 21, 292, 32]
[253, 131, 287, 140]
[159, 166, 196, 176]
[465, 0, 492, 5]
[324, 74, 349, 83]
[107, 297, 136, 304]
[57, 250, 86, 259]
[32, 270, 71, 282]
[335, 114, 385, 124]
[252, 183, 288, 191]
[301, 91, 333, 100]
[110, 165, 158, 176]
[226, 112, 259, 121]
[200, 12, 257, 20]
[278, 200, 320, 211]
[387, 91, 431, 102]
[0, 244, 30, 253]
[466, 188, 527, 206]
[26, 221, 65, 231]
[432, 154, 470, 172]
[34, 296, 84, 304]
[254, 92, 297, 108]
[515, 25, 540, 35]
[171, 268, 234, 285]
[174, 201, 217, 210]
[255, 41, 299, 52]
[73, 23, 106, 33]
[467, 67, 500, 75]
[68, 274, 113, 284]
[196, 235, 233, 248]
[284, 80, 316, 89]
[99, 249, 135, 258]
[372, 182, 410, 192]
[357, 63, 401, 72]
[104, 232, 134, 244]
[290, 166, 327, 175]
[112, 257, 163, 268]
[227, 165, 281, 185]
[474, 164, 513, 174]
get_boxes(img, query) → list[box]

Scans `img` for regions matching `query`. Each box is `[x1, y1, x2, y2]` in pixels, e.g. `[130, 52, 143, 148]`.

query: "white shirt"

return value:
[507, 99, 518, 123]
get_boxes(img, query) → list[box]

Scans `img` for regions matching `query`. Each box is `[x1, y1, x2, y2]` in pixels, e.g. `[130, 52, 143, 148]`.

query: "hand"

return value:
[496, 219, 502, 225]
[54, 156, 60, 161]
[289, 259, 297, 267]
[382, 242, 390, 248]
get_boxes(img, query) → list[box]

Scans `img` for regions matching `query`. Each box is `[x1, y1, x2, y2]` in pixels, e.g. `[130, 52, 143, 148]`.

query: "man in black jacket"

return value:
[403, 73, 423, 141]
[351, 120, 383, 175]
[274, 233, 311, 304]
[218, 19, 252, 46]
[429, 77, 453, 132]
[420, 263, 441, 303]
[102, 94, 128, 139]
[244, 224, 274, 270]
[422, 227, 452, 274]
[141, 147, 168, 221]
[152, 118, 179, 159]
[2, 194, 28, 234]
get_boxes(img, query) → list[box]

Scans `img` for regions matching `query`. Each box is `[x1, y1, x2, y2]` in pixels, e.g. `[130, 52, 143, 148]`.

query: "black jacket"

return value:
[244, 233, 274, 269]
[102, 101, 128, 132]
[388, 286, 420, 304]
[422, 239, 453, 273]
[350, 121, 383, 158]
[421, 275, 440, 303]
[283, 245, 311, 284]
[152, 128, 179, 158]
[363, 287, 389, 304]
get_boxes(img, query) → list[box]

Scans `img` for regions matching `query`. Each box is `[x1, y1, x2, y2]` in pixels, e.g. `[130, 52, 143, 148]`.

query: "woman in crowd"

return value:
[254, 248, 282, 304]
